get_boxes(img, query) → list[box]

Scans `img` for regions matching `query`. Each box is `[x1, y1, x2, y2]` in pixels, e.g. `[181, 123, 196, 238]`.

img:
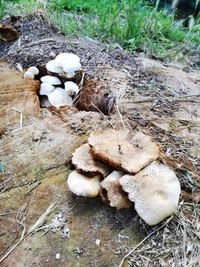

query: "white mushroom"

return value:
[55, 53, 80, 63]
[48, 87, 73, 108]
[46, 60, 63, 74]
[39, 83, 55, 96]
[28, 66, 39, 75]
[67, 170, 101, 197]
[62, 61, 81, 78]
[24, 71, 34, 80]
[64, 81, 79, 96]
[119, 162, 181, 226]
[55, 53, 81, 78]
[40, 75, 61, 85]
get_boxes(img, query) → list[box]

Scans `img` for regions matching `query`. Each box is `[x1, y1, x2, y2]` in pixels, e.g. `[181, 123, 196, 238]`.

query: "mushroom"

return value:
[28, 66, 39, 75]
[55, 53, 80, 63]
[39, 83, 55, 96]
[67, 170, 101, 197]
[119, 161, 181, 226]
[64, 81, 79, 97]
[62, 61, 81, 78]
[55, 53, 81, 78]
[72, 143, 111, 177]
[40, 75, 61, 85]
[48, 87, 73, 108]
[88, 129, 160, 174]
[100, 170, 132, 209]
[46, 60, 63, 74]
[24, 71, 34, 80]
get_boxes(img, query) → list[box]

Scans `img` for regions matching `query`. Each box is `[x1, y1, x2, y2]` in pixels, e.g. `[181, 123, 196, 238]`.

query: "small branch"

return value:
[28, 202, 57, 234]
[11, 108, 23, 128]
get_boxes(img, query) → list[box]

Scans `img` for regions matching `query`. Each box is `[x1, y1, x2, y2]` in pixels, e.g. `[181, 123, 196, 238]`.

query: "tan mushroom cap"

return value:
[88, 129, 160, 174]
[67, 170, 101, 197]
[119, 161, 181, 226]
[72, 143, 111, 177]
[101, 170, 132, 209]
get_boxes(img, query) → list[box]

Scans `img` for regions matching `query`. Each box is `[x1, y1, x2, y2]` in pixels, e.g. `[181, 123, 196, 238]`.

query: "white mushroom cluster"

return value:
[39, 53, 81, 109]
[46, 53, 81, 78]
[24, 66, 39, 80]
[67, 129, 181, 226]
[24, 53, 81, 109]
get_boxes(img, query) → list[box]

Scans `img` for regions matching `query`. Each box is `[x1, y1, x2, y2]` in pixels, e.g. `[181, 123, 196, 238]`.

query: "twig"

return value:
[25, 181, 41, 195]
[90, 103, 115, 129]
[0, 212, 16, 216]
[116, 100, 126, 129]
[78, 71, 85, 89]
[11, 108, 23, 128]
[28, 202, 57, 234]
[20, 38, 57, 48]
[0, 221, 26, 264]
[118, 216, 173, 267]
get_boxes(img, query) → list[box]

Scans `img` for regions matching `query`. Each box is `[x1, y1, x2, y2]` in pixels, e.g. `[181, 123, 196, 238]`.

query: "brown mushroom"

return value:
[88, 129, 160, 174]
[100, 170, 132, 209]
[72, 143, 111, 177]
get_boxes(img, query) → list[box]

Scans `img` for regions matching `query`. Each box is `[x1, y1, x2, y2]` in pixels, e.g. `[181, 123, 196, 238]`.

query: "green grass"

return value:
[1, 0, 200, 62]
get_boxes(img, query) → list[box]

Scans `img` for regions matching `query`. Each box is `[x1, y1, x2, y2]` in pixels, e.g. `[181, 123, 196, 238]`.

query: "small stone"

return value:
[55, 253, 60, 260]
[49, 51, 56, 58]
[95, 239, 101, 246]
[32, 130, 43, 141]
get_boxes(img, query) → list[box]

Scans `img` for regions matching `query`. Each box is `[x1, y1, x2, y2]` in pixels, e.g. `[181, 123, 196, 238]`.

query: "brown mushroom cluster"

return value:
[67, 129, 181, 226]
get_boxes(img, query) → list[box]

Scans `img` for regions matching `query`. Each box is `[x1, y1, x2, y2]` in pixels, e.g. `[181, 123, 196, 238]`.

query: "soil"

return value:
[0, 14, 199, 267]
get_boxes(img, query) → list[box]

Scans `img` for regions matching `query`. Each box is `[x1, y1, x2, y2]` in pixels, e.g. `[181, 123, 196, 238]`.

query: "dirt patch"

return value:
[0, 14, 199, 267]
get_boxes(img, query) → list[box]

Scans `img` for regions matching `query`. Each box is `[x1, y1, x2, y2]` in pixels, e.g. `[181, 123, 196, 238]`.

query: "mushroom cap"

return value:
[72, 143, 111, 177]
[64, 81, 79, 96]
[48, 87, 73, 108]
[54, 53, 81, 78]
[55, 53, 80, 64]
[39, 83, 55, 96]
[40, 75, 61, 85]
[46, 60, 63, 74]
[67, 170, 101, 197]
[62, 61, 81, 73]
[119, 162, 181, 226]
[28, 66, 39, 75]
[24, 71, 34, 80]
[101, 170, 132, 209]
[88, 129, 160, 174]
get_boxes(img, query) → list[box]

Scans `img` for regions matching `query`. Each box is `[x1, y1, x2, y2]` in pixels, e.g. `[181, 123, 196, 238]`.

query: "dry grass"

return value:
[124, 204, 200, 267]
[116, 60, 200, 267]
